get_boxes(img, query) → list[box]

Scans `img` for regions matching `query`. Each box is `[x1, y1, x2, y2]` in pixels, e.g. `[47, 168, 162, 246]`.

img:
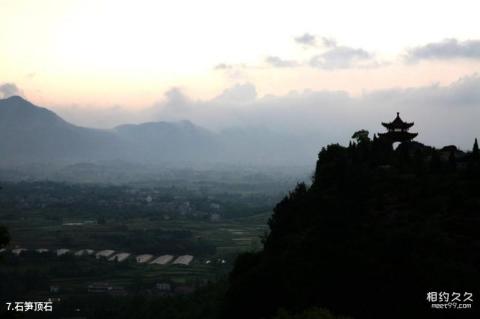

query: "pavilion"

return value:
[378, 112, 418, 143]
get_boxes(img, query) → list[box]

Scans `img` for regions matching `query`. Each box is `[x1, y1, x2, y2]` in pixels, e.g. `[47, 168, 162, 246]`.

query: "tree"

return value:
[414, 149, 425, 175]
[429, 150, 442, 173]
[351, 130, 370, 144]
[448, 150, 457, 172]
[472, 138, 479, 161]
[0, 225, 8, 248]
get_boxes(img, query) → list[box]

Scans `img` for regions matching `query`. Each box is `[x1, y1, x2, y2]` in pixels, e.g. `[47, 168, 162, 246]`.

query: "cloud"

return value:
[309, 46, 373, 70]
[386, 73, 480, 108]
[295, 33, 316, 46]
[217, 36, 379, 71]
[294, 34, 337, 48]
[213, 83, 257, 104]
[214, 63, 249, 70]
[0, 83, 23, 99]
[321, 37, 337, 48]
[213, 63, 251, 81]
[161, 87, 192, 113]
[406, 38, 480, 62]
[151, 74, 480, 151]
[265, 56, 299, 68]
[214, 63, 233, 70]
[50, 73, 480, 162]
[292, 35, 379, 69]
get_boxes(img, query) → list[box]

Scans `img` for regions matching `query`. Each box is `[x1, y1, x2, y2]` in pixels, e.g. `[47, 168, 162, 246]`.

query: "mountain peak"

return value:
[0, 95, 69, 129]
[3, 95, 26, 101]
[0, 95, 36, 109]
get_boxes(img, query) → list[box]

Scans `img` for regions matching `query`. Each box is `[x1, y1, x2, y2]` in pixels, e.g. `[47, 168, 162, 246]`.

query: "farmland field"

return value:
[0, 180, 276, 299]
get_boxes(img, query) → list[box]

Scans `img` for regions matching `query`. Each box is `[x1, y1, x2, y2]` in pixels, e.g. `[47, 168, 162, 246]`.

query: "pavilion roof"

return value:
[381, 112, 414, 130]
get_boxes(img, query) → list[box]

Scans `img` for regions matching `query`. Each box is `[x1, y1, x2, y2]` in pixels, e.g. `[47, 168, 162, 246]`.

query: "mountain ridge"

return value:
[0, 96, 317, 166]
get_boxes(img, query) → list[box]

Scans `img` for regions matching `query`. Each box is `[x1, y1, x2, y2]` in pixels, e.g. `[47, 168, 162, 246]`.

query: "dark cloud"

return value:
[406, 38, 480, 62]
[0, 83, 23, 99]
[309, 46, 373, 70]
[265, 56, 299, 68]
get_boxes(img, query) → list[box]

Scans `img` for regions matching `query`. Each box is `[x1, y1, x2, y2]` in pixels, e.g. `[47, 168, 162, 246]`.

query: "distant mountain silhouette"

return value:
[115, 120, 221, 162]
[0, 96, 316, 166]
[0, 96, 125, 163]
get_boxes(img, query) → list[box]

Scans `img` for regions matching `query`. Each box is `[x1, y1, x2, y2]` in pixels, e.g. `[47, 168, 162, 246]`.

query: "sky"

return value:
[1, 0, 480, 148]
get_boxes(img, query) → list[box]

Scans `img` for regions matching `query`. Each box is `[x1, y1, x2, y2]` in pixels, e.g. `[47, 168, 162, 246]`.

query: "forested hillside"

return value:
[224, 135, 480, 318]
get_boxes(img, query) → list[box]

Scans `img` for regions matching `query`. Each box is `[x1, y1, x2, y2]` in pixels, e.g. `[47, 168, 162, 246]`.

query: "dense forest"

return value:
[224, 134, 480, 318]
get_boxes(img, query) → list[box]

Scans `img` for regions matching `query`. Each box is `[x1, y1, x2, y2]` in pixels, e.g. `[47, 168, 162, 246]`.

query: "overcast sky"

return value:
[1, 0, 480, 149]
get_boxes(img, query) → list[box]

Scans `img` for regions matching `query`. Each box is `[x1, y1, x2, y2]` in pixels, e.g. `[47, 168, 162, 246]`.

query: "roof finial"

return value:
[397, 112, 400, 116]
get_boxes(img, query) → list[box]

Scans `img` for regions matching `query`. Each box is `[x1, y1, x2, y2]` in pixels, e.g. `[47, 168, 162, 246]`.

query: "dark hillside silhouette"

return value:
[224, 129, 480, 318]
[0, 226, 7, 248]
